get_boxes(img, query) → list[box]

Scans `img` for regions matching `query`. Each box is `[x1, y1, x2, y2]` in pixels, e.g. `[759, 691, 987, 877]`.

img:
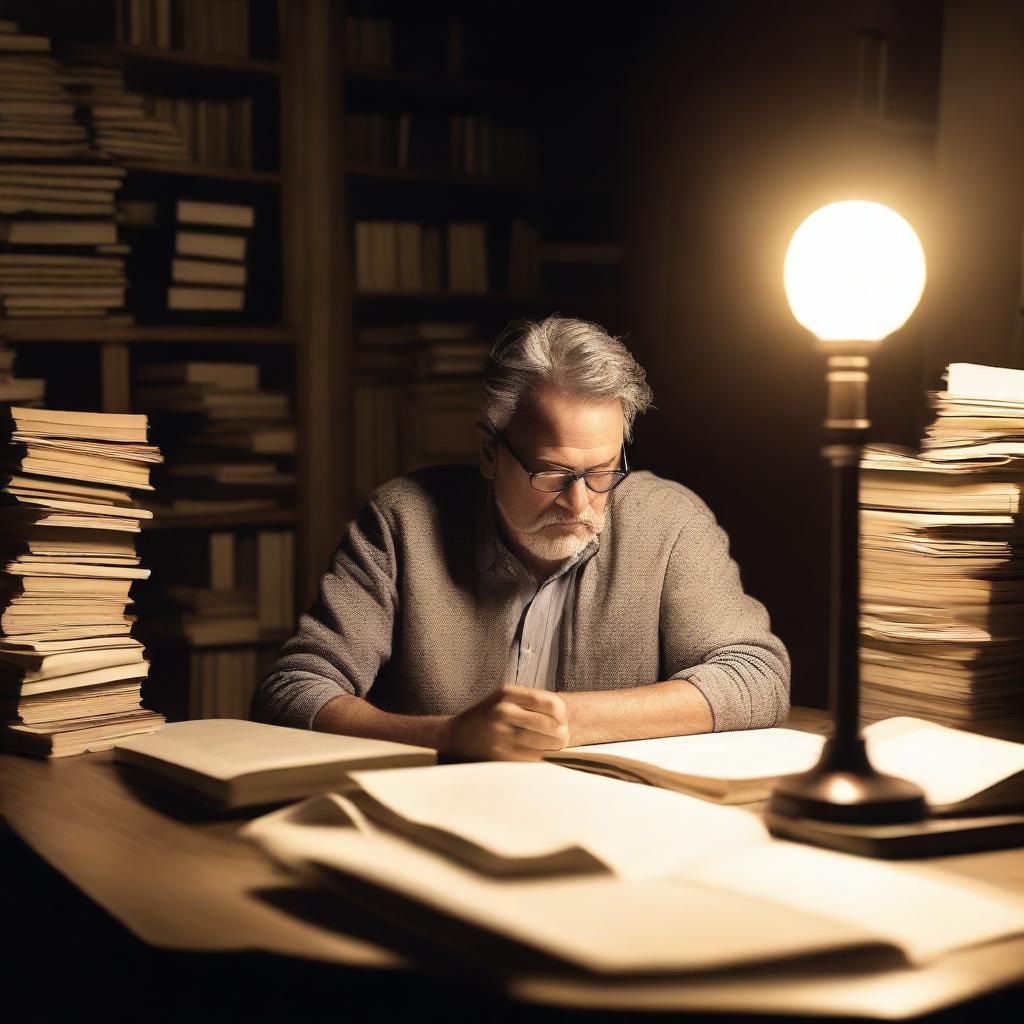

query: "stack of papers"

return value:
[243, 760, 1024, 977]
[859, 363, 1024, 739]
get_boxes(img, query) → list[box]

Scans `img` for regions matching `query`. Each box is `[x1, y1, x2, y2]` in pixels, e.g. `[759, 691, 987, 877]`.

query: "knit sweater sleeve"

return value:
[661, 499, 791, 731]
[250, 496, 398, 730]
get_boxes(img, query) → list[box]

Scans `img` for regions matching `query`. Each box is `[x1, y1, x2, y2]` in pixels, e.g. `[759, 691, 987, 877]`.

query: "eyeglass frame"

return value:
[483, 417, 631, 494]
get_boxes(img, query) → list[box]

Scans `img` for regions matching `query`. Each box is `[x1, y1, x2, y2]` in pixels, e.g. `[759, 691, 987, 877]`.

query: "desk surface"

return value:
[3, 707, 1024, 1020]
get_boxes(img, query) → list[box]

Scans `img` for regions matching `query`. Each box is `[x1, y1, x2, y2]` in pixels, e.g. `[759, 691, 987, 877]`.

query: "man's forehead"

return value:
[508, 388, 624, 450]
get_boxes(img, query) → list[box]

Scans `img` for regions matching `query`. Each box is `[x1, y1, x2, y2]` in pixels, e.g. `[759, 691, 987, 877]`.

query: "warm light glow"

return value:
[784, 200, 926, 342]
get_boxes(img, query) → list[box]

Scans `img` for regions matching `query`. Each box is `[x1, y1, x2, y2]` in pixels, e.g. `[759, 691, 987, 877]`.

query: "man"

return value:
[252, 315, 790, 759]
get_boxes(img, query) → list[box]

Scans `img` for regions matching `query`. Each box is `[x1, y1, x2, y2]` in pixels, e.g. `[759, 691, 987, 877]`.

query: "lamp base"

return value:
[764, 810, 1024, 860]
[766, 736, 928, 825]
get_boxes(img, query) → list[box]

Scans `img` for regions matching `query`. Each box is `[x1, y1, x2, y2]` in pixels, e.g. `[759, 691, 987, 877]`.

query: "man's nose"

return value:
[559, 476, 591, 514]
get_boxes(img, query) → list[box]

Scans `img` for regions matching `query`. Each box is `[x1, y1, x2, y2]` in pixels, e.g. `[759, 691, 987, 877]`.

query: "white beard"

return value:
[494, 493, 608, 564]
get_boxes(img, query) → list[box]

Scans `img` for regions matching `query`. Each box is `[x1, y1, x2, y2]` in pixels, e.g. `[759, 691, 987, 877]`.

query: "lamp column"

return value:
[766, 341, 927, 827]
[822, 348, 873, 767]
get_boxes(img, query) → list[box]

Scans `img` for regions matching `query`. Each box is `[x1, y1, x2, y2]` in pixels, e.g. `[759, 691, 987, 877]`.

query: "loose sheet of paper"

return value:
[688, 840, 1024, 963]
[349, 761, 768, 880]
[864, 717, 1024, 806]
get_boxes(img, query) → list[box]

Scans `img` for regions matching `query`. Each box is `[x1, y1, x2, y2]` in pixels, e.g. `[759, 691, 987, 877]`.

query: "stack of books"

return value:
[132, 360, 295, 518]
[0, 23, 129, 324]
[120, 198, 253, 318]
[859, 362, 1024, 741]
[353, 321, 487, 377]
[0, 25, 87, 159]
[0, 347, 44, 406]
[0, 406, 165, 757]
[64, 64, 191, 163]
[138, 525, 294, 720]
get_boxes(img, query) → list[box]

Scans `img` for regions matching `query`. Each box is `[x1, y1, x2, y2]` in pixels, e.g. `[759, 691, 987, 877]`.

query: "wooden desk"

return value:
[3, 707, 1024, 1021]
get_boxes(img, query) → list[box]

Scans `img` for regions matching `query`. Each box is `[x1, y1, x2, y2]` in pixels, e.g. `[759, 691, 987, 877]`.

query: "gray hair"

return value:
[481, 314, 655, 443]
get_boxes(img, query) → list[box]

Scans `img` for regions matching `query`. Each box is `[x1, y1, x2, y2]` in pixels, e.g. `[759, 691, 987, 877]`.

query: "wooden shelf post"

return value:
[280, 0, 353, 603]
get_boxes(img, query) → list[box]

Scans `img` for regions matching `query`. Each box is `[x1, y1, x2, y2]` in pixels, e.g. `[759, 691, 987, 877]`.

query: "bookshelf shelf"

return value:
[61, 43, 282, 78]
[145, 508, 298, 531]
[3, 324, 294, 344]
[121, 158, 283, 186]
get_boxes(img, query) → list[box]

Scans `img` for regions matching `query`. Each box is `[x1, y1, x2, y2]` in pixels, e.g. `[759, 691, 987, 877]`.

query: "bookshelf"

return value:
[0, 0, 340, 724]
[0, 0, 625, 725]
[334, 2, 627, 513]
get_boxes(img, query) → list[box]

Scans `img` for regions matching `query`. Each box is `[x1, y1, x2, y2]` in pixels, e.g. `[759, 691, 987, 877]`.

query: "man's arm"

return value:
[557, 497, 790, 745]
[660, 498, 791, 731]
[560, 678, 713, 746]
[250, 496, 398, 730]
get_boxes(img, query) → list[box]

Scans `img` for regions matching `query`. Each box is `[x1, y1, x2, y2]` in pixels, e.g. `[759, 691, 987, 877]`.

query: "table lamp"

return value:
[766, 200, 930, 840]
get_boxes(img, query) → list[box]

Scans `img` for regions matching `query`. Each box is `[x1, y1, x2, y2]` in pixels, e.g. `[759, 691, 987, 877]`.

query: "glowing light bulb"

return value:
[784, 200, 926, 342]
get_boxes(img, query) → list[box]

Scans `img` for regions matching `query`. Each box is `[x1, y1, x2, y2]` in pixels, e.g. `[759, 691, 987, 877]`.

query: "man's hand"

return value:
[441, 685, 570, 762]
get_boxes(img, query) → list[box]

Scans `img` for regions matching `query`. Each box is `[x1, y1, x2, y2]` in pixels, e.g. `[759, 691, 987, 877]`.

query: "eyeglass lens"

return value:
[532, 471, 624, 493]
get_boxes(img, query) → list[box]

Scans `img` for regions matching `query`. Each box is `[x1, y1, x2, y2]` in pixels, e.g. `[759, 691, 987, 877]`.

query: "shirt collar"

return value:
[475, 473, 604, 580]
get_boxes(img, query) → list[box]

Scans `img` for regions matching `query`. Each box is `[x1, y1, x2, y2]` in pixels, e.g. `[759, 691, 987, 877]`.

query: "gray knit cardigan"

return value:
[252, 464, 791, 732]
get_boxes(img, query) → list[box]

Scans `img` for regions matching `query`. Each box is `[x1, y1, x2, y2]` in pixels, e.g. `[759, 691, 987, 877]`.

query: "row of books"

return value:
[0, 406, 165, 757]
[144, 94, 253, 170]
[187, 645, 262, 719]
[0, 24, 131, 324]
[345, 112, 540, 181]
[354, 220, 487, 293]
[860, 362, 1024, 742]
[352, 219, 619, 296]
[114, 0, 252, 57]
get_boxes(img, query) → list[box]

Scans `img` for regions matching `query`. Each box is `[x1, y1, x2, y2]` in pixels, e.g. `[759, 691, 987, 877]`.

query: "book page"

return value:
[688, 841, 1024, 964]
[349, 761, 768, 880]
[549, 728, 824, 782]
[244, 793, 893, 975]
[866, 717, 1024, 807]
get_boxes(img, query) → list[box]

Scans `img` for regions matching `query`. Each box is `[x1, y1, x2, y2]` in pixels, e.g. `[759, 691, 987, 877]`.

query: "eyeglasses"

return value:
[485, 418, 630, 494]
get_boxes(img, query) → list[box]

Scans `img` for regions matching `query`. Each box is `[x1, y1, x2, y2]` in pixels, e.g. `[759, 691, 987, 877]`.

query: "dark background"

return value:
[544, 0, 1022, 712]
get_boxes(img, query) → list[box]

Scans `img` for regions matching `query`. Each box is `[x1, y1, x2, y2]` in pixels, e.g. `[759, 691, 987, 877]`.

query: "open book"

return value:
[113, 719, 436, 808]
[544, 716, 1024, 816]
[243, 764, 1024, 977]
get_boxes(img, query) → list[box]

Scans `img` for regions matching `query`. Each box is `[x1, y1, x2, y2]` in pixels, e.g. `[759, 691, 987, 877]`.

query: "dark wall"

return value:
[926, 0, 1024, 376]
[617, 1, 946, 709]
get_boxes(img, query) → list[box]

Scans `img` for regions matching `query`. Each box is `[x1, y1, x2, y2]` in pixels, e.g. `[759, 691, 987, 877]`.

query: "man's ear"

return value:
[477, 420, 497, 479]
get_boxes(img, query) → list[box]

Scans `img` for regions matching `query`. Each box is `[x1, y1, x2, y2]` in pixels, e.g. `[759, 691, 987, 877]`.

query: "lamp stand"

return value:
[767, 344, 928, 831]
